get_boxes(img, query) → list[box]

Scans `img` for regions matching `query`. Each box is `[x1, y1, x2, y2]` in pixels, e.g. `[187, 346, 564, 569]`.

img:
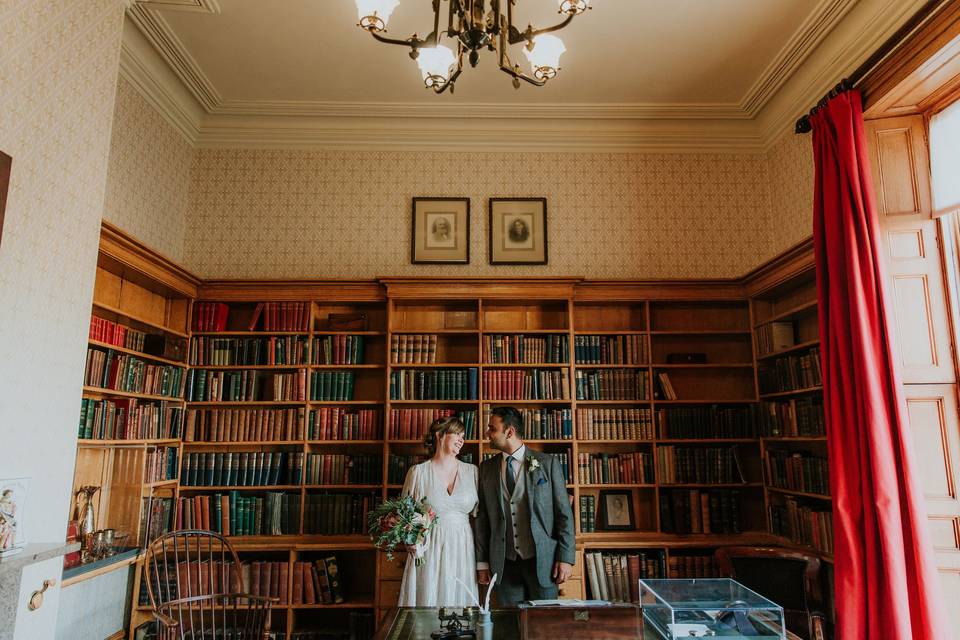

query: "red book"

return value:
[260, 562, 272, 598]
[278, 562, 289, 604]
[250, 562, 261, 596]
[270, 561, 280, 598]
[293, 562, 304, 604]
[303, 563, 317, 604]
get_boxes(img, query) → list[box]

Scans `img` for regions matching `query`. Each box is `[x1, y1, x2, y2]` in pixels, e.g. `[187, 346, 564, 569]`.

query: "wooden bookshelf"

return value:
[69, 231, 838, 638]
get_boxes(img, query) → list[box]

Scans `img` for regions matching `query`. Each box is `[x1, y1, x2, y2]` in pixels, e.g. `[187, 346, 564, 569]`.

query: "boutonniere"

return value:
[527, 456, 540, 473]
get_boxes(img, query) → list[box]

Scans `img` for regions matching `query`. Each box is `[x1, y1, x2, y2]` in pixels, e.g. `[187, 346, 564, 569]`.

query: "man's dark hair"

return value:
[491, 406, 524, 438]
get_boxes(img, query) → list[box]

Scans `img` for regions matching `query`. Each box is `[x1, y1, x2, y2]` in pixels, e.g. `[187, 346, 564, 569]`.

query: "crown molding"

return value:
[125, 1, 221, 111]
[193, 116, 766, 153]
[126, 0, 221, 11]
[739, 0, 857, 117]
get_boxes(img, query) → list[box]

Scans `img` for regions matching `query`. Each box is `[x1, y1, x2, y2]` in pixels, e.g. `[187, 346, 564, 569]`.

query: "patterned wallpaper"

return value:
[103, 76, 193, 262]
[184, 149, 781, 279]
[0, 1, 124, 543]
[765, 130, 815, 258]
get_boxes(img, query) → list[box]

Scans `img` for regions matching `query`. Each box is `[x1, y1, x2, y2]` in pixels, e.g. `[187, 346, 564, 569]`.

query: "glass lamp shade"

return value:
[559, 0, 589, 15]
[523, 35, 565, 80]
[355, 0, 400, 31]
[416, 45, 456, 87]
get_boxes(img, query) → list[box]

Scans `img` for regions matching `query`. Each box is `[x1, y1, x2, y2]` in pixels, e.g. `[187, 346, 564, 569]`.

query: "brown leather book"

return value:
[278, 562, 289, 604]
[293, 561, 304, 604]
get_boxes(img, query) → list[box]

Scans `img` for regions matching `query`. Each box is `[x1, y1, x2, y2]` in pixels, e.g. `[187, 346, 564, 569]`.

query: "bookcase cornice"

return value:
[379, 277, 583, 299]
[198, 280, 385, 301]
[100, 220, 200, 298]
[574, 280, 747, 301]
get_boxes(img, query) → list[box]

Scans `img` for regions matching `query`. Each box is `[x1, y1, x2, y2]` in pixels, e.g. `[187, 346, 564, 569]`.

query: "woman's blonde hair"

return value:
[423, 416, 465, 457]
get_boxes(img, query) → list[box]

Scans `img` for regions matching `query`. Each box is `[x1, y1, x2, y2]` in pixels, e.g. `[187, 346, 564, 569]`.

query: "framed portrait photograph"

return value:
[488, 197, 547, 265]
[598, 490, 635, 531]
[411, 197, 470, 264]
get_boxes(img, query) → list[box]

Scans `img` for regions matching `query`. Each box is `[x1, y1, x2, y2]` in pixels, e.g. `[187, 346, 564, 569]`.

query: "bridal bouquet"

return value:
[367, 496, 438, 566]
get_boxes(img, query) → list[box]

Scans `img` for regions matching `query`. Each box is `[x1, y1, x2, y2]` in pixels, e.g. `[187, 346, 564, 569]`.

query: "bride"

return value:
[397, 416, 479, 607]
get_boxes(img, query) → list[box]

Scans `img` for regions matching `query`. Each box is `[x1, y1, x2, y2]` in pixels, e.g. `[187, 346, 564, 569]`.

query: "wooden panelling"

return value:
[905, 391, 958, 503]
[889, 229, 926, 259]
[866, 117, 931, 218]
[892, 274, 941, 370]
[928, 516, 960, 551]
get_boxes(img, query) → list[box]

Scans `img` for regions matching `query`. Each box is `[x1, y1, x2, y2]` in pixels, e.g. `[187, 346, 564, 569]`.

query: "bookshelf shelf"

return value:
[661, 483, 763, 489]
[652, 363, 753, 369]
[653, 399, 756, 404]
[480, 362, 569, 368]
[579, 483, 656, 489]
[657, 438, 757, 444]
[143, 479, 178, 489]
[82, 385, 184, 403]
[523, 439, 572, 444]
[292, 602, 376, 609]
[178, 485, 303, 491]
[754, 300, 818, 327]
[191, 331, 309, 337]
[481, 329, 569, 335]
[183, 440, 306, 447]
[574, 330, 647, 335]
[766, 486, 832, 501]
[188, 400, 306, 406]
[312, 364, 384, 369]
[390, 363, 481, 368]
[577, 439, 654, 444]
[193, 364, 307, 370]
[92, 301, 189, 338]
[307, 400, 383, 406]
[483, 399, 572, 404]
[649, 330, 751, 336]
[573, 363, 647, 369]
[389, 400, 479, 405]
[759, 386, 823, 399]
[303, 484, 382, 490]
[307, 440, 386, 446]
[575, 400, 649, 405]
[756, 339, 821, 360]
[762, 436, 827, 443]
[77, 438, 180, 447]
[314, 331, 385, 336]
[87, 339, 186, 367]
[393, 329, 477, 335]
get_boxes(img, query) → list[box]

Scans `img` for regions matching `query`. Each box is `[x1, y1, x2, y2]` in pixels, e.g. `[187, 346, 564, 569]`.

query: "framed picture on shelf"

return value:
[411, 197, 470, 264]
[489, 197, 547, 265]
[598, 490, 634, 531]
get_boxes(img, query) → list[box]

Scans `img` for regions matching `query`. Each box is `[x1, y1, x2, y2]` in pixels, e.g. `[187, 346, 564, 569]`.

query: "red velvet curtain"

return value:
[811, 90, 948, 638]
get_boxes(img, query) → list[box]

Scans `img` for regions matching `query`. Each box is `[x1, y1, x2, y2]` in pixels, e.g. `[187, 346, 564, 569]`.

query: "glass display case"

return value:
[639, 578, 786, 639]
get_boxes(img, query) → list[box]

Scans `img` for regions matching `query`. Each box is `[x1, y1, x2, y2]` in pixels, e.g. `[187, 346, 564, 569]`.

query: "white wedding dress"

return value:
[397, 460, 479, 607]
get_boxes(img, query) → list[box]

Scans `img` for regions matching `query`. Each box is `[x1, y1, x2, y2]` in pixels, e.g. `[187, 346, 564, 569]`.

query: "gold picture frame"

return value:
[411, 197, 470, 264]
[489, 198, 547, 265]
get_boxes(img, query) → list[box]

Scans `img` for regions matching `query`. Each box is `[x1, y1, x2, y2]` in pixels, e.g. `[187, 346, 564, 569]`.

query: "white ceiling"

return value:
[122, 0, 932, 150]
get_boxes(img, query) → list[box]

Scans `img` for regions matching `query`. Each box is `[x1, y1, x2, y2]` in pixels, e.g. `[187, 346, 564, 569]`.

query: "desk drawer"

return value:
[521, 604, 641, 640]
[378, 580, 402, 609]
[379, 554, 407, 580]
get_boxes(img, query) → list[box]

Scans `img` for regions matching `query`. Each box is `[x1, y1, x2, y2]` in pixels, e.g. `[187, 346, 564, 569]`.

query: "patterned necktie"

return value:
[506, 456, 517, 496]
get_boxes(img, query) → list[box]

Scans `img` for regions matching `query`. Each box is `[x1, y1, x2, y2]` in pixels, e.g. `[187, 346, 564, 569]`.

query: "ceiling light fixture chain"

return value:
[354, 0, 590, 94]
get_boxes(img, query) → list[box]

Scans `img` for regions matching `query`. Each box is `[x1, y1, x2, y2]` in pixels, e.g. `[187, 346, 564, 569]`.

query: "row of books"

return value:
[764, 451, 830, 495]
[85, 348, 185, 398]
[139, 497, 174, 546]
[759, 397, 825, 437]
[314, 334, 366, 365]
[759, 346, 822, 393]
[769, 497, 834, 554]
[574, 334, 648, 365]
[181, 451, 302, 487]
[193, 301, 312, 333]
[189, 336, 309, 366]
[389, 369, 478, 400]
[576, 408, 654, 440]
[305, 453, 382, 485]
[193, 302, 230, 332]
[482, 369, 570, 400]
[480, 407, 571, 440]
[578, 494, 597, 532]
[388, 409, 478, 440]
[184, 407, 304, 442]
[309, 408, 381, 441]
[656, 405, 759, 440]
[175, 492, 299, 535]
[145, 447, 178, 483]
[668, 555, 720, 578]
[577, 452, 654, 485]
[89, 314, 148, 352]
[185, 369, 308, 402]
[657, 446, 746, 485]
[302, 493, 378, 535]
[584, 551, 665, 603]
[483, 334, 569, 364]
[287, 558, 345, 604]
[755, 320, 798, 357]
[78, 398, 182, 440]
[390, 334, 438, 364]
[574, 369, 647, 401]
[311, 371, 357, 401]
[659, 489, 742, 534]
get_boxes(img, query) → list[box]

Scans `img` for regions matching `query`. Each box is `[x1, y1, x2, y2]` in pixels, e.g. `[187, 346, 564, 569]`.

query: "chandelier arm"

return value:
[498, 61, 546, 87]
[370, 30, 436, 49]
[507, 13, 575, 45]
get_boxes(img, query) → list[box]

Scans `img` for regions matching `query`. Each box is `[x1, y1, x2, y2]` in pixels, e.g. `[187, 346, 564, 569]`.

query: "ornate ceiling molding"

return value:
[118, 0, 933, 152]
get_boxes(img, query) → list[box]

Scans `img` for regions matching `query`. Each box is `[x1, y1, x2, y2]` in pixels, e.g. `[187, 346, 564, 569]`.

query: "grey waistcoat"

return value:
[501, 457, 536, 561]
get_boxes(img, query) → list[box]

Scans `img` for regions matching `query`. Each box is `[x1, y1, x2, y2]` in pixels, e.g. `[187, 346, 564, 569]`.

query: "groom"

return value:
[475, 406, 575, 605]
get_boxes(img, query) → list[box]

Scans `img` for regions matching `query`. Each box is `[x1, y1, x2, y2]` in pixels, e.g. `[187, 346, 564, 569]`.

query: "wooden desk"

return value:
[375, 605, 642, 640]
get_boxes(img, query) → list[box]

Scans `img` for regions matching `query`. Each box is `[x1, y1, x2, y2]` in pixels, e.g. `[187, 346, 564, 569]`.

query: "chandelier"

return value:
[353, 0, 590, 93]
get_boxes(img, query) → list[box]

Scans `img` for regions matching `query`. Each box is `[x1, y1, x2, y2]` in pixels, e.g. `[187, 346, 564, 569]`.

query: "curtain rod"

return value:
[795, 0, 946, 134]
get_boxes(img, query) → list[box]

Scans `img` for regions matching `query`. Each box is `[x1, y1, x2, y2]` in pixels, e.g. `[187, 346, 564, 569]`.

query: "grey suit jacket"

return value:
[474, 447, 576, 588]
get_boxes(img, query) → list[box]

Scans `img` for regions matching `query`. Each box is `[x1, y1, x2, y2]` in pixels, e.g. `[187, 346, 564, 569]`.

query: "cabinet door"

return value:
[13, 557, 63, 640]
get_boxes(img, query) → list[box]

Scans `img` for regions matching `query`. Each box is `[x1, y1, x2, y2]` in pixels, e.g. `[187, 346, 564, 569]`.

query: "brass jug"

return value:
[74, 485, 100, 557]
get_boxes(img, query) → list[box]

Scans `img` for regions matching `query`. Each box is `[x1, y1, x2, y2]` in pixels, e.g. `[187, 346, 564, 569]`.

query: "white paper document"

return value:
[525, 599, 612, 607]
